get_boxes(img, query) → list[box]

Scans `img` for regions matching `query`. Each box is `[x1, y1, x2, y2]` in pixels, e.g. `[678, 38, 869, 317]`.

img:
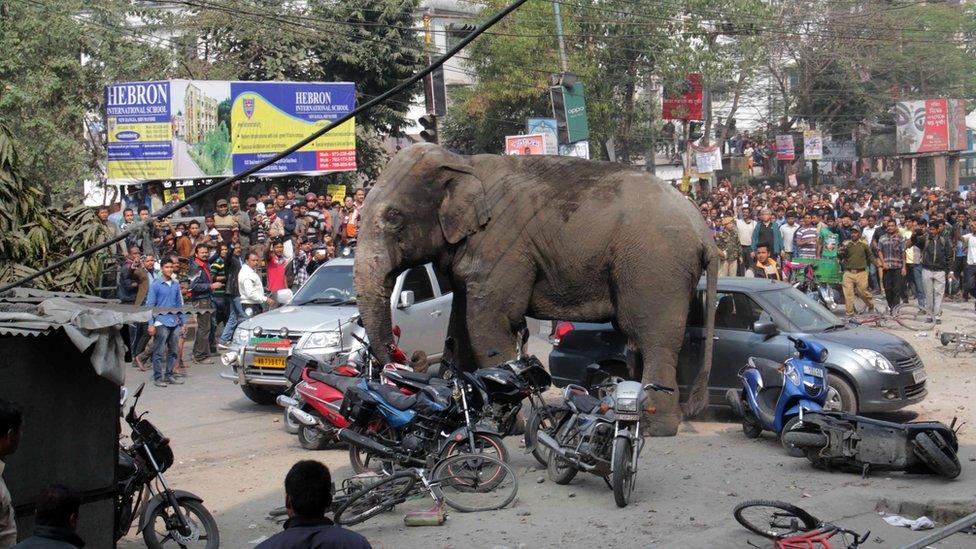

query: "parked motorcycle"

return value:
[536, 364, 673, 507]
[783, 412, 962, 479]
[726, 334, 828, 457]
[116, 383, 219, 547]
[336, 339, 509, 473]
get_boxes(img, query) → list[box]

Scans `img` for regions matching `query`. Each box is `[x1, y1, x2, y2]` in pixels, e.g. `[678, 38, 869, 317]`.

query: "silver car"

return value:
[220, 258, 452, 404]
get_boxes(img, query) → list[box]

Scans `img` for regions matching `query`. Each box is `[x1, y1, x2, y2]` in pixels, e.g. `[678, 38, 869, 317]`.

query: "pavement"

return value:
[173, 138, 206, 178]
[118, 306, 976, 548]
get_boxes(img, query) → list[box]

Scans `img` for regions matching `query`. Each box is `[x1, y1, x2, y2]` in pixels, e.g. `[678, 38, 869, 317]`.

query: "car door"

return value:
[709, 291, 791, 400]
[391, 265, 440, 356]
[426, 265, 453, 361]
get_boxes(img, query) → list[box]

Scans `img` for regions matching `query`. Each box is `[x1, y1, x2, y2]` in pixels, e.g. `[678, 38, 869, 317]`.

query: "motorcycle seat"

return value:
[308, 370, 360, 393]
[748, 357, 785, 390]
[391, 370, 452, 386]
[367, 381, 418, 411]
[569, 392, 601, 414]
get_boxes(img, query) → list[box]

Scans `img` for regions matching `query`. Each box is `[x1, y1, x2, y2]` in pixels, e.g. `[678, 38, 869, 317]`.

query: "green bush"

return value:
[189, 122, 231, 175]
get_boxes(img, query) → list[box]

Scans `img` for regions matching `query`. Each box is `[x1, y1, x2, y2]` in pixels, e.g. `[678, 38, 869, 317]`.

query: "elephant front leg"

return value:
[639, 344, 682, 437]
[464, 289, 528, 367]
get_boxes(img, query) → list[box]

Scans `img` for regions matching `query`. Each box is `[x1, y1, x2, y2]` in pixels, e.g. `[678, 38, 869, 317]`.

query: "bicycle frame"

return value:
[775, 525, 868, 549]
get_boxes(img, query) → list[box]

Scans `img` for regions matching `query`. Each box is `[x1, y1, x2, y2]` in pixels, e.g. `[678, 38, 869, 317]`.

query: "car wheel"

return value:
[241, 384, 283, 405]
[824, 375, 857, 413]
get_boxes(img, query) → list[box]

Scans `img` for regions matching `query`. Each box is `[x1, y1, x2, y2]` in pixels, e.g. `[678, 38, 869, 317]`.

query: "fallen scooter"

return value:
[726, 332, 828, 457]
[782, 411, 962, 479]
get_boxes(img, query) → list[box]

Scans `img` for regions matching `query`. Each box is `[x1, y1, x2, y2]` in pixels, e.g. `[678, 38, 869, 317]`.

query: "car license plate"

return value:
[615, 412, 639, 421]
[802, 365, 823, 378]
[912, 370, 927, 383]
[253, 356, 286, 369]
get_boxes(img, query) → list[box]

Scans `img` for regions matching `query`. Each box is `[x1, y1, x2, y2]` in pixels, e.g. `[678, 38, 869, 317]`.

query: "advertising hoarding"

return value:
[803, 130, 823, 160]
[558, 140, 590, 160]
[106, 80, 356, 183]
[894, 99, 967, 154]
[662, 73, 703, 121]
[775, 134, 796, 160]
[550, 82, 590, 143]
[505, 134, 546, 155]
[821, 140, 857, 162]
[526, 118, 559, 154]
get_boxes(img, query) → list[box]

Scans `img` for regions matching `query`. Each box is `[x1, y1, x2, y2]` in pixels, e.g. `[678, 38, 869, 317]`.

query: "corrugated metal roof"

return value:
[0, 288, 201, 318]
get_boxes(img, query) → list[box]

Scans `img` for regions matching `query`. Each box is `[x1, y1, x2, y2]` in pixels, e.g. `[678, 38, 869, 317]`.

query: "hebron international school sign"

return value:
[105, 80, 357, 182]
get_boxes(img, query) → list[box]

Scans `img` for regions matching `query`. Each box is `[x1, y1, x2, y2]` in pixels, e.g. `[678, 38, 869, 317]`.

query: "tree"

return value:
[0, 0, 174, 200]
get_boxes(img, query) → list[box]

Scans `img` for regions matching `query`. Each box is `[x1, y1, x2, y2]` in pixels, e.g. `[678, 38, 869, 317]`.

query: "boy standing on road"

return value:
[145, 259, 186, 387]
[839, 227, 877, 317]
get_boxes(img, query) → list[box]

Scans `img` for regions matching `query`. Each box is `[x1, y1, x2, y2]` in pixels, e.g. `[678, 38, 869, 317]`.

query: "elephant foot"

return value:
[645, 413, 681, 437]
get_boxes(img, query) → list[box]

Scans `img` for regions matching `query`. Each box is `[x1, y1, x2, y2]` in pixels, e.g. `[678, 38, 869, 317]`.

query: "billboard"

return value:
[821, 140, 857, 162]
[550, 82, 590, 143]
[662, 73, 703, 121]
[106, 80, 356, 183]
[775, 134, 795, 160]
[505, 134, 546, 156]
[803, 130, 823, 160]
[526, 118, 559, 154]
[894, 99, 967, 154]
[558, 140, 590, 160]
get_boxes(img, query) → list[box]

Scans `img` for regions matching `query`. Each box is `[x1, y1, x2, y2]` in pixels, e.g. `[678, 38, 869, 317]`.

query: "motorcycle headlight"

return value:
[301, 331, 340, 350]
[852, 348, 897, 374]
[616, 397, 638, 412]
[786, 365, 801, 386]
[232, 327, 251, 346]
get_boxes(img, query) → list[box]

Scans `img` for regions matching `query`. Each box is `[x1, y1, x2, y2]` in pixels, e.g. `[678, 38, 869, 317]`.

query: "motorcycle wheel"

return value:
[611, 437, 636, 508]
[440, 433, 510, 464]
[298, 423, 331, 451]
[143, 497, 219, 548]
[547, 422, 580, 485]
[913, 432, 961, 479]
[742, 411, 763, 439]
[526, 404, 568, 467]
[780, 417, 807, 458]
[349, 425, 399, 474]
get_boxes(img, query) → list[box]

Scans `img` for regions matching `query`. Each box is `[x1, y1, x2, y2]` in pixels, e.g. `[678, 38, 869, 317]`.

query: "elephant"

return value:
[354, 143, 718, 436]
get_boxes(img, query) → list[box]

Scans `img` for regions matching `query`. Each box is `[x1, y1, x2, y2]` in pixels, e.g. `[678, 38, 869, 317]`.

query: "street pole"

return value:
[552, 1, 569, 73]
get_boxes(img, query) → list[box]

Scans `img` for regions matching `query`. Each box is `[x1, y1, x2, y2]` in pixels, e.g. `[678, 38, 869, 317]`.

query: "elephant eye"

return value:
[385, 208, 403, 225]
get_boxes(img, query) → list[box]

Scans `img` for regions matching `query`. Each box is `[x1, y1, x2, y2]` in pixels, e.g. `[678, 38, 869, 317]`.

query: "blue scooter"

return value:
[726, 336, 829, 457]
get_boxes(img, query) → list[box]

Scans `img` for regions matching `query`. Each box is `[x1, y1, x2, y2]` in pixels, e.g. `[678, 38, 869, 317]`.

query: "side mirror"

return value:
[274, 288, 294, 304]
[752, 320, 778, 336]
[397, 290, 415, 309]
[392, 325, 401, 338]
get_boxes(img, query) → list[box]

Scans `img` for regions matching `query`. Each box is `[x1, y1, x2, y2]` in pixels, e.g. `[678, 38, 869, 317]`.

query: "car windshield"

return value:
[762, 287, 844, 333]
[292, 264, 356, 305]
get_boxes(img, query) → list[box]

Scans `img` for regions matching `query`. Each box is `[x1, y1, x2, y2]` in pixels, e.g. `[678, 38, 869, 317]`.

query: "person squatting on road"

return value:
[256, 461, 370, 549]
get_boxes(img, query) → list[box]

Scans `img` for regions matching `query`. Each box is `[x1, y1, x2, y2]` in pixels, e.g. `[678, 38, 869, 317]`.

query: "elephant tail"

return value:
[682, 242, 719, 417]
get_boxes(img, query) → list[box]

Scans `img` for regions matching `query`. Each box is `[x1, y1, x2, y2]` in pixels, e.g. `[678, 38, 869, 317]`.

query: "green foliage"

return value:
[0, 124, 106, 293]
[0, 0, 174, 198]
[190, 122, 231, 175]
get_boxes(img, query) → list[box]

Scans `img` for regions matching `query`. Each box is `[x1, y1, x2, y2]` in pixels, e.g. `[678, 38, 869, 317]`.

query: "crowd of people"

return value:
[96, 185, 368, 388]
[693, 178, 974, 321]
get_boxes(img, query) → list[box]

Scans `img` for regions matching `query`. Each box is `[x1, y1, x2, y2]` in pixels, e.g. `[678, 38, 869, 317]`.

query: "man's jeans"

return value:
[220, 296, 244, 344]
[911, 264, 926, 307]
[921, 268, 946, 318]
[152, 325, 181, 381]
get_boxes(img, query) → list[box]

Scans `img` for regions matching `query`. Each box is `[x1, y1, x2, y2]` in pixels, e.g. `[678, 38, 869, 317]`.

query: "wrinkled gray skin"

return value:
[354, 143, 718, 435]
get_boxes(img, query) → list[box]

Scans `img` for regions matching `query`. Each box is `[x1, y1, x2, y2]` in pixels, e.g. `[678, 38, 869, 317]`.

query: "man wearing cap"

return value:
[714, 216, 740, 277]
[229, 196, 252, 249]
[839, 227, 877, 317]
[213, 199, 237, 243]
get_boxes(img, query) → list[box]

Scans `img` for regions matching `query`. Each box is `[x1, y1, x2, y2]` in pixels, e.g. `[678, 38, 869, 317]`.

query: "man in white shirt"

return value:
[239, 251, 275, 317]
[0, 400, 22, 549]
[779, 211, 799, 264]
[735, 206, 757, 276]
[960, 218, 976, 306]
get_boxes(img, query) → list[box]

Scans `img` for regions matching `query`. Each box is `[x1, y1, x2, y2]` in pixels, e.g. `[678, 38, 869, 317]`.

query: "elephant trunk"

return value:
[354, 253, 396, 361]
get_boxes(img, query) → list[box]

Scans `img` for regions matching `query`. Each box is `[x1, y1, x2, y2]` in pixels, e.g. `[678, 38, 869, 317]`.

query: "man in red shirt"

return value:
[189, 244, 222, 363]
[266, 239, 288, 294]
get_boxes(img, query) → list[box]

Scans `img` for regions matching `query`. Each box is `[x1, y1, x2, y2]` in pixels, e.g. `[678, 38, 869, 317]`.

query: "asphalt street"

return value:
[118, 310, 976, 548]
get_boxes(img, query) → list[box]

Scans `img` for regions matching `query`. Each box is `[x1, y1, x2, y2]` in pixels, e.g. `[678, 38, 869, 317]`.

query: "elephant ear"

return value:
[437, 163, 491, 244]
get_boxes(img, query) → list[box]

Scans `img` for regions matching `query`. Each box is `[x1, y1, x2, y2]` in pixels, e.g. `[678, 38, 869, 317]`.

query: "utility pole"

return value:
[552, 1, 568, 73]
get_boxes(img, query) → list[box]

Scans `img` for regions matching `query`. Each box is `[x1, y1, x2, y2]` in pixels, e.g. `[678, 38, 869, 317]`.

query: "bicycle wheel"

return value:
[431, 453, 518, 513]
[733, 500, 821, 539]
[333, 472, 418, 526]
[892, 303, 935, 331]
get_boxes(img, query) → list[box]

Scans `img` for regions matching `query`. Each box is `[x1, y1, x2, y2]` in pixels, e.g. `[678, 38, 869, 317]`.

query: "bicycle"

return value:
[939, 330, 976, 357]
[333, 452, 518, 526]
[733, 500, 870, 549]
[849, 302, 934, 331]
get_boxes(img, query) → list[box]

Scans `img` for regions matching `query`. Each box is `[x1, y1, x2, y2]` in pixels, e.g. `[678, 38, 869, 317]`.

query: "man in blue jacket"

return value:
[257, 461, 370, 549]
[144, 259, 186, 387]
[751, 208, 783, 259]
